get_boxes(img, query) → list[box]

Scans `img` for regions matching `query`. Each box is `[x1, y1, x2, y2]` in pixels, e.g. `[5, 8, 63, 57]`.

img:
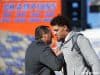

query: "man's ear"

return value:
[41, 34, 47, 42]
[42, 34, 47, 39]
[64, 25, 69, 31]
[63, 25, 67, 31]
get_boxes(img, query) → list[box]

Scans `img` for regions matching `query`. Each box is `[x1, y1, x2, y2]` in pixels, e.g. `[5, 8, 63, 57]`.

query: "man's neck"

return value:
[64, 31, 72, 42]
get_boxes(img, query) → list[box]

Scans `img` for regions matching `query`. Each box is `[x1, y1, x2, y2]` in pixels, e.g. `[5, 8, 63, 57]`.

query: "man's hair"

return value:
[50, 15, 72, 31]
[35, 25, 51, 40]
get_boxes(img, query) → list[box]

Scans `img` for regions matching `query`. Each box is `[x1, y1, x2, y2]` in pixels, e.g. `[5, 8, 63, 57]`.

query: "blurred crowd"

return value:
[0, 30, 34, 75]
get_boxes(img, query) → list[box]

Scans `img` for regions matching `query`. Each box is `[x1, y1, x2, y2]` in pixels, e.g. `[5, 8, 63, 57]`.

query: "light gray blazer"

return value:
[59, 31, 100, 75]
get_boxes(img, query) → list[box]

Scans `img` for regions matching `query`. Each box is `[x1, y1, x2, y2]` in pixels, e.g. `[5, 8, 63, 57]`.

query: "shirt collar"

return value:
[64, 31, 72, 42]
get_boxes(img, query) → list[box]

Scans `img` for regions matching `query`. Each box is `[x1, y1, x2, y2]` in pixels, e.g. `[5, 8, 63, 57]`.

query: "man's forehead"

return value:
[53, 25, 64, 29]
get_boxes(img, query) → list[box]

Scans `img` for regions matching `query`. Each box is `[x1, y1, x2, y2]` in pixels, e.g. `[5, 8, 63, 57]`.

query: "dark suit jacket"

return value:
[25, 40, 64, 75]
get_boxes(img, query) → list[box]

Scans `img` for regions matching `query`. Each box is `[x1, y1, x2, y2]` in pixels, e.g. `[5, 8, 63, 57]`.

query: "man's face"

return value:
[52, 25, 69, 42]
[42, 31, 53, 45]
[46, 32, 53, 44]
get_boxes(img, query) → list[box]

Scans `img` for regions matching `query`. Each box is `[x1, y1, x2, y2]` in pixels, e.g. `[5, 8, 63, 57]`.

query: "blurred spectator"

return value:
[0, 57, 6, 71]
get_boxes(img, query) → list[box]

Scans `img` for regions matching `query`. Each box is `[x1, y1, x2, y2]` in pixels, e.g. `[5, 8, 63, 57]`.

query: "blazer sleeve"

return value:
[77, 35, 100, 75]
[39, 46, 64, 71]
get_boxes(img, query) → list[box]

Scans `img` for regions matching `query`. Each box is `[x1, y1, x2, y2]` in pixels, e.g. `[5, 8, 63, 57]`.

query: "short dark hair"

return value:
[50, 15, 72, 31]
[35, 25, 51, 40]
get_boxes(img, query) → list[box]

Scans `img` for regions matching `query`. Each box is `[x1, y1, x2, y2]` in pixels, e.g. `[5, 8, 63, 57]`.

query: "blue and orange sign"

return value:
[0, 0, 61, 35]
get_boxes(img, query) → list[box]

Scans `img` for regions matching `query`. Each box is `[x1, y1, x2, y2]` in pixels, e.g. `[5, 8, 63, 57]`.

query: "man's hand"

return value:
[52, 48, 62, 56]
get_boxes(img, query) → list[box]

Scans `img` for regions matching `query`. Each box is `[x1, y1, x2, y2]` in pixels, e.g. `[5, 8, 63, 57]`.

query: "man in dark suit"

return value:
[25, 26, 64, 75]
